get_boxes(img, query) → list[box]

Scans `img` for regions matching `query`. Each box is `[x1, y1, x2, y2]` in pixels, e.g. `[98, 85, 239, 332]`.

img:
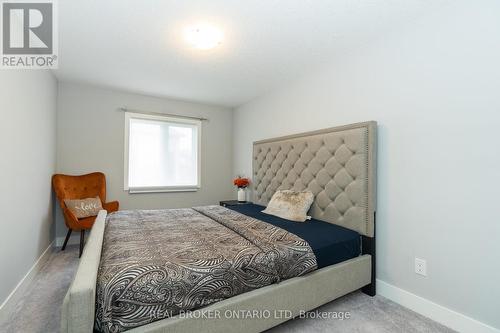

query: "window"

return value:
[124, 112, 201, 193]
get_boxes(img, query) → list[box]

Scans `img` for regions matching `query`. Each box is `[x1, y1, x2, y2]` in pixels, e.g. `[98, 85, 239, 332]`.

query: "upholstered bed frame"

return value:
[61, 121, 377, 333]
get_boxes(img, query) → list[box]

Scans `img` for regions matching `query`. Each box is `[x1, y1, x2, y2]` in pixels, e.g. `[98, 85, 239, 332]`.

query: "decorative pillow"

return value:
[64, 197, 103, 219]
[262, 190, 314, 222]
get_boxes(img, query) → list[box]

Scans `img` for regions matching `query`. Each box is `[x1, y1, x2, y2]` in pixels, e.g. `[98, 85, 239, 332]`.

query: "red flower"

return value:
[233, 177, 250, 188]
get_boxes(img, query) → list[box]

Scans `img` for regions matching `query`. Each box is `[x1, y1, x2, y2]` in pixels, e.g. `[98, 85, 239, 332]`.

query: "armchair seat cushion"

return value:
[68, 202, 119, 230]
[75, 215, 98, 230]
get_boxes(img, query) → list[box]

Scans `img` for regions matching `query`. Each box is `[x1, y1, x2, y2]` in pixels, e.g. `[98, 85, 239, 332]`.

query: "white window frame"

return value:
[124, 112, 202, 193]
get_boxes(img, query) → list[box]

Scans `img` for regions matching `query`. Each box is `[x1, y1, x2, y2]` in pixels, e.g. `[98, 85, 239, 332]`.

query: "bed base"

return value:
[61, 210, 372, 333]
[129, 256, 371, 333]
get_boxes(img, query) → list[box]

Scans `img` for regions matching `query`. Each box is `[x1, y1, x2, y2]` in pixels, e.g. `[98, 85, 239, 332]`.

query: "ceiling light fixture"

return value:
[184, 24, 223, 50]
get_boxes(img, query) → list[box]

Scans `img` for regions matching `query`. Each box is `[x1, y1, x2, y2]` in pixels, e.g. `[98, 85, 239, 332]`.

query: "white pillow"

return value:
[262, 190, 314, 222]
[64, 196, 103, 219]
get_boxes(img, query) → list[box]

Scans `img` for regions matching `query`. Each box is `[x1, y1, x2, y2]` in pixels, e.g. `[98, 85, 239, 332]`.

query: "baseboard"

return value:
[0, 241, 54, 323]
[377, 279, 499, 333]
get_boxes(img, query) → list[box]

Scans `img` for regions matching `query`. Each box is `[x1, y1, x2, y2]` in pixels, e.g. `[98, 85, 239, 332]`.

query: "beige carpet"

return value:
[1, 245, 455, 333]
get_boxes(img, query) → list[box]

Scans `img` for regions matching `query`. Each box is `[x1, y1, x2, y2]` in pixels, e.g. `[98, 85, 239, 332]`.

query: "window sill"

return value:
[126, 186, 200, 194]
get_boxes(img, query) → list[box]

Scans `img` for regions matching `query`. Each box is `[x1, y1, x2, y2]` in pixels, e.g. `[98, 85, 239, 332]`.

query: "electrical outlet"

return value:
[415, 258, 427, 276]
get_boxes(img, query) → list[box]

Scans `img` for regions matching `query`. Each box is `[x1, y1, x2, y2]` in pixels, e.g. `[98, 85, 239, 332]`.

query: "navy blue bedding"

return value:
[227, 203, 361, 269]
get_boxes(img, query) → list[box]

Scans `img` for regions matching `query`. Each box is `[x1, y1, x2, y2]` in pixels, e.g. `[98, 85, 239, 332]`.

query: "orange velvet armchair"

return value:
[52, 172, 119, 257]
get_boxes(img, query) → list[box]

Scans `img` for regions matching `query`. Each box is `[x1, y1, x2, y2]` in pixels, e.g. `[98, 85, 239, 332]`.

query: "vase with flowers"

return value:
[233, 176, 250, 202]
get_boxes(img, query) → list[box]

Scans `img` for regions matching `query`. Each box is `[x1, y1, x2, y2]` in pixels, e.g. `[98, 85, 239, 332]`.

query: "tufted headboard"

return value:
[252, 121, 377, 237]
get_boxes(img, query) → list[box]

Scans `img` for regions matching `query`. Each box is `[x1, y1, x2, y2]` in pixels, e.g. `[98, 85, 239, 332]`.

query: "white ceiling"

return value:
[55, 0, 439, 107]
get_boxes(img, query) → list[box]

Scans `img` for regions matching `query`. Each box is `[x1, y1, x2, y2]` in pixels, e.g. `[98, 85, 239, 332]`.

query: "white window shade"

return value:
[124, 112, 201, 193]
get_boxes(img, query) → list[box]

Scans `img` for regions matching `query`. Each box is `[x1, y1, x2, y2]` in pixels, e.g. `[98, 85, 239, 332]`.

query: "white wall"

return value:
[0, 71, 57, 305]
[233, 1, 500, 330]
[56, 82, 234, 239]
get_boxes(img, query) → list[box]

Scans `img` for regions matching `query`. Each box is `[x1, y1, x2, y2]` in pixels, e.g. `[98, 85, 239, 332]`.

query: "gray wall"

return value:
[56, 82, 234, 239]
[0, 71, 57, 305]
[233, 1, 500, 329]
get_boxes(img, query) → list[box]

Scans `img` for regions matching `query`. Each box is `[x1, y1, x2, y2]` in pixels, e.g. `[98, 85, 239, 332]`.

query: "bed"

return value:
[61, 121, 377, 333]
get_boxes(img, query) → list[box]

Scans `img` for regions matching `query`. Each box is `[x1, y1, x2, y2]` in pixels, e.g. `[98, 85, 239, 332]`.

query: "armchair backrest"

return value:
[52, 172, 107, 210]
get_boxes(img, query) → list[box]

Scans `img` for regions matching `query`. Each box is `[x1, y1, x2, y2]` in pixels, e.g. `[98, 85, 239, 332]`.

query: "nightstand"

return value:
[219, 200, 250, 207]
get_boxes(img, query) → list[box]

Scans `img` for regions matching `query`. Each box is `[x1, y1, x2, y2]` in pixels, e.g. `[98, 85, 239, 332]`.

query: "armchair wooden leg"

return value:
[79, 230, 85, 258]
[61, 229, 72, 251]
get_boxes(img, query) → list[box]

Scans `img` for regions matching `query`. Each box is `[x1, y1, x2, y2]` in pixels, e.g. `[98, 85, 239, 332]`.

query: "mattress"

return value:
[95, 206, 317, 332]
[228, 203, 361, 269]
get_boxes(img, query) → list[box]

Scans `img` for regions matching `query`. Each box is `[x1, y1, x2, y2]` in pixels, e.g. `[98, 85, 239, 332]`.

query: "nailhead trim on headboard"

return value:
[252, 121, 377, 237]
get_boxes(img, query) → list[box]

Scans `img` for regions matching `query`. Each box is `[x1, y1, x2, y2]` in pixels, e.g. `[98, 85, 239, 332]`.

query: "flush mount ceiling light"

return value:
[184, 24, 223, 50]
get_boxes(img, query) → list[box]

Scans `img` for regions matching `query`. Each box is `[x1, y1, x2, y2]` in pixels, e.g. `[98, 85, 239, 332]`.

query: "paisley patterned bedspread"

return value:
[95, 205, 317, 332]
